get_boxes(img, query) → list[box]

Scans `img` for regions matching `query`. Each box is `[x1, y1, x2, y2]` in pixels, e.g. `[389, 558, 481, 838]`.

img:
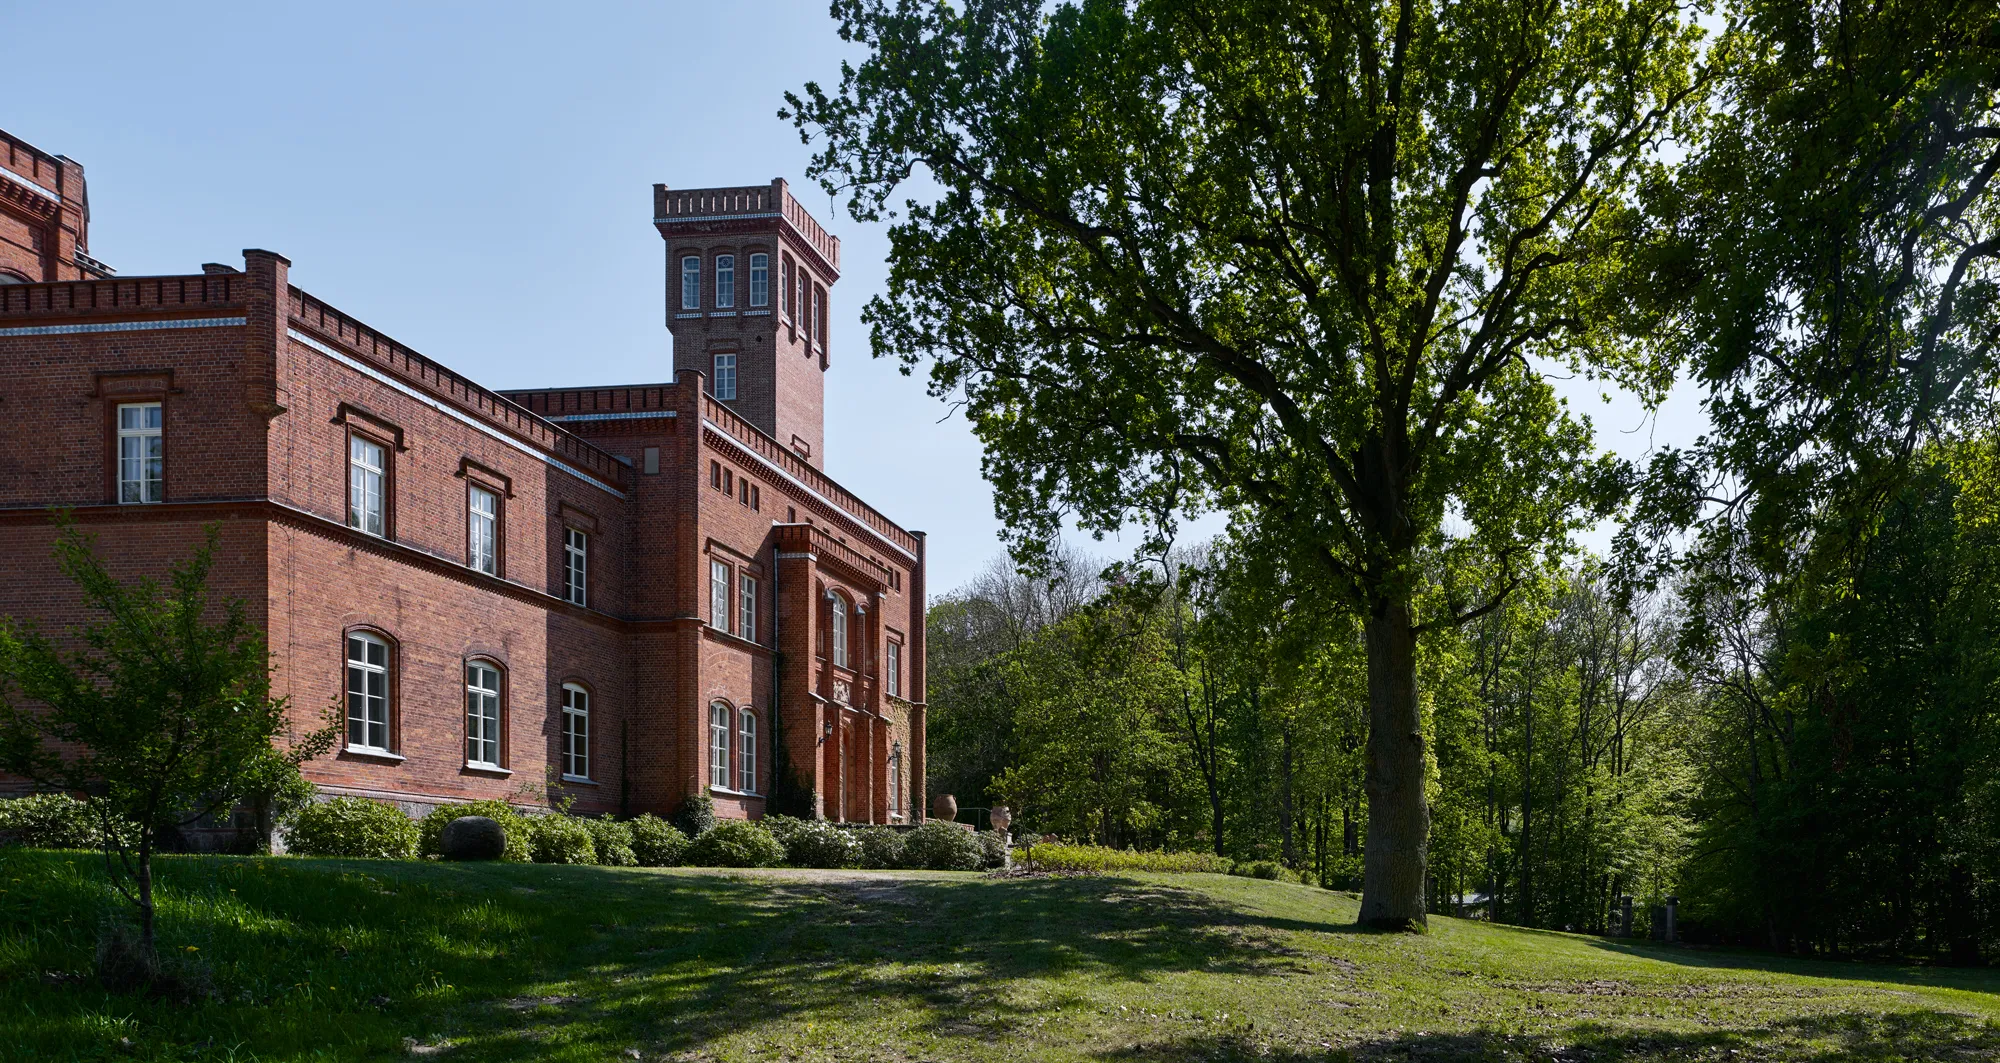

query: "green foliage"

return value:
[674, 793, 716, 838]
[1019, 841, 1232, 875]
[627, 814, 689, 868]
[684, 820, 784, 868]
[416, 801, 530, 863]
[977, 829, 1010, 870]
[765, 815, 861, 869]
[525, 813, 597, 865]
[900, 821, 982, 871]
[580, 817, 636, 867]
[283, 798, 418, 860]
[0, 793, 115, 850]
[853, 826, 906, 870]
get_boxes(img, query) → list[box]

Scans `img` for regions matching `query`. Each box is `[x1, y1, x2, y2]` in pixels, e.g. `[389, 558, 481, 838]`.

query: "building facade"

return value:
[0, 129, 927, 827]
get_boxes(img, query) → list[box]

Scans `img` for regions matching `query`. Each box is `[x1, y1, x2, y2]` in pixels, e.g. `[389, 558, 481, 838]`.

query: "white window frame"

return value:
[739, 573, 757, 643]
[715, 253, 735, 308]
[562, 683, 591, 781]
[890, 743, 904, 819]
[738, 709, 757, 793]
[830, 594, 848, 669]
[748, 253, 769, 306]
[346, 632, 391, 753]
[116, 402, 163, 504]
[564, 528, 588, 606]
[468, 484, 498, 575]
[713, 352, 737, 400]
[466, 661, 503, 769]
[886, 640, 901, 698]
[711, 558, 731, 630]
[681, 255, 701, 309]
[709, 702, 732, 788]
[348, 435, 387, 537]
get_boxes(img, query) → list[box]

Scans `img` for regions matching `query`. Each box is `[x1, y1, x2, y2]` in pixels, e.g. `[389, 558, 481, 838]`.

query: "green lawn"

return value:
[2, 851, 1997, 1061]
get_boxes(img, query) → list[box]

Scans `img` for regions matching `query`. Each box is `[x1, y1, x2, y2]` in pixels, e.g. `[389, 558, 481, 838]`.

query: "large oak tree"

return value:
[789, 0, 1702, 927]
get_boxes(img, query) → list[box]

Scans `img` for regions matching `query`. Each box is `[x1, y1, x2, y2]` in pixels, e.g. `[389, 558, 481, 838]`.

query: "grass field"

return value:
[2, 850, 1997, 1061]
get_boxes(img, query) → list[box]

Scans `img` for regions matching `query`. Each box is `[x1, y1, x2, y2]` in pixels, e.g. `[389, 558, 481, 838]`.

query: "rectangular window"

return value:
[564, 528, 588, 606]
[748, 253, 769, 306]
[116, 402, 163, 504]
[681, 255, 701, 309]
[739, 574, 757, 643]
[710, 702, 732, 787]
[711, 460, 721, 489]
[891, 746, 903, 819]
[815, 285, 827, 349]
[715, 254, 735, 308]
[739, 710, 757, 793]
[739, 479, 749, 506]
[346, 633, 390, 752]
[713, 353, 737, 400]
[562, 684, 590, 780]
[466, 662, 502, 768]
[750, 485, 760, 512]
[711, 558, 730, 630]
[348, 436, 387, 537]
[886, 641, 901, 698]
[723, 468, 733, 494]
[831, 595, 848, 669]
[468, 485, 498, 575]
[781, 256, 794, 319]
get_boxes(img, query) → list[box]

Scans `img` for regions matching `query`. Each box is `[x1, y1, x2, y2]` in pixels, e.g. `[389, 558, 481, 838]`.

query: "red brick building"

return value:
[0, 129, 927, 828]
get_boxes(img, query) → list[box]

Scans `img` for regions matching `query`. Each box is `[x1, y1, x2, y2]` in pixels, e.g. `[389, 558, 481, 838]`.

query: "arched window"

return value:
[738, 709, 757, 793]
[561, 683, 590, 780]
[465, 661, 503, 768]
[830, 593, 848, 669]
[345, 631, 392, 752]
[0, 272, 26, 284]
[709, 701, 733, 788]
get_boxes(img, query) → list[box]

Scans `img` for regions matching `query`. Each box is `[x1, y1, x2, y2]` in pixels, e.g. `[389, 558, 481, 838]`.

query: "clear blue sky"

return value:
[2, 0, 1703, 592]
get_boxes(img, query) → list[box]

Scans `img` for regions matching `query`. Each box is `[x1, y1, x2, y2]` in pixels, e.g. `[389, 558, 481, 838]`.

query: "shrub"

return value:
[284, 797, 418, 859]
[685, 820, 784, 868]
[526, 813, 598, 864]
[900, 821, 982, 871]
[978, 829, 1011, 870]
[416, 800, 530, 862]
[582, 817, 637, 867]
[1017, 842, 1233, 874]
[628, 814, 689, 867]
[0, 793, 107, 849]
[853, 826, 906, 870]
[1229, 859, 1309, 884]
[764, 816, 859, 868]
[674, 793, 716, 838]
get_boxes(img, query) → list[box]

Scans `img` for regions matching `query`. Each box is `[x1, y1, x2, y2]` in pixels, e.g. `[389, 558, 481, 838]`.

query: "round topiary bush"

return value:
[526, 813, 598, 864]
[285, 797, 418, 858]
[417, 800, 530, 862]
[440, 816, 507, 861]
[0, 793, 108, 850]
[628, 814, 689, 867]
[581, 817, 637, 867]
[685, 819, 785, 868]
[901, 821, 983, 871]
[853, 826, 906, 870]
[674, 793, 716, 838]
[765, 816, 859, 868]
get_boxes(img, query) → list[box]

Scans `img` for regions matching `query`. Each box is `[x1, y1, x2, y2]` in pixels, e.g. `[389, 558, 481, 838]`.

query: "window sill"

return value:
[464, 763, 511, 776]
[674, 312, 702, 319]
[708, 311, 737, 318]
[708, 785, 762, 799]
[343, 745, 403, 762]
[560, 774, 598, 786]
[742, 309, 771, 317]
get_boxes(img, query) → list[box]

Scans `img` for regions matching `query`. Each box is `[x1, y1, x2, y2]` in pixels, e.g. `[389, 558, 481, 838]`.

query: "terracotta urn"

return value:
[932, 793, 957, 822]
[989, 805, 1012, 833]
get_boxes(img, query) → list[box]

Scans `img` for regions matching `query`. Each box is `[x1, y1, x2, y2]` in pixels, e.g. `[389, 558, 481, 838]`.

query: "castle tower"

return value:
[656, 179, 840, 469]
[0, 126, 113, 283]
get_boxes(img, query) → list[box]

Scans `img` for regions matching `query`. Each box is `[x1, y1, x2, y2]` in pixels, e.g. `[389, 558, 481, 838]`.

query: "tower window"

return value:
[749, 253, 769, 307]
[715, 254, 735, 308]
[781, 256, 794, 320]
[711, 558, 731, 630]
[713, 353, 737, 400]
[709, 701, 732, 788]
[681, 255, 701, 309]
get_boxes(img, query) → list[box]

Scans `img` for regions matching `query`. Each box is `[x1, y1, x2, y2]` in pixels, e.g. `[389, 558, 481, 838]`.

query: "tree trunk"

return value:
[1359, 597, 1429, 930]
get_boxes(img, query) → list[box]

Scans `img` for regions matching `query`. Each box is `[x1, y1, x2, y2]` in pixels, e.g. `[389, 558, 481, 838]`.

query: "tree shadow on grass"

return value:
[1582, 936, 2000, 999]
[1094, 1008, 2000, 1062]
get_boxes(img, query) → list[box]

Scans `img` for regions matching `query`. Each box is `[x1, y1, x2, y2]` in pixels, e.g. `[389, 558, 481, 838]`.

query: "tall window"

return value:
[713, 353, 737, 400]
[563, 528, 588, 606]
[739, 709, 757, 793]
[465, 662, 502, 768]
[781, 256, 794, 319]
[681, 255, 701, 309]
[801, 276, 814, 346]
[116, 402, 163, 504]
[714, 254, 735, 308]
[739, 574, 757, 642]
[830, 594, 848, 669]
[812, 285, 825, 348]
[710, 559, 730, 630]
[346, 632, 390, 752]
[890, 743, 904, 819]
[348, 436, 386, 537]
[709, 702, 732, 787]
[886, 641, 901, 698]
[562, 684, 590, 780]
[468, 485, 498, 574]
[748, 253, 769, 306]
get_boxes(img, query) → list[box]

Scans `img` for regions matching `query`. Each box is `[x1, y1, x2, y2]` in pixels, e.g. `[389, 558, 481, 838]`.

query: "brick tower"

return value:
[1, 127, 114, 283]
[656, 179, 840, 470]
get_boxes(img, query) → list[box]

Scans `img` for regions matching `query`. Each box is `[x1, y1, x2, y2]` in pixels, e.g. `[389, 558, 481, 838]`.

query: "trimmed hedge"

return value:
[853, 826, 906, 870]
[526, 813, 597, 864]
[628, 815, 689, 867]
[764, 815, 861, 869]
[0, 793, 108, 850]
[900, 821, 983, 871]
[1017, 842, 1233, 875]
[582, 817, 637, 867]
[685, 820, 785, 868]
[417, 800, 531, 862]
[285, 797, 419, 859]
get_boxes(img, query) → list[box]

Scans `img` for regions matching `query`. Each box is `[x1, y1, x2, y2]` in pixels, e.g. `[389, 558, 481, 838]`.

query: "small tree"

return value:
[0, 519, 334, 961]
